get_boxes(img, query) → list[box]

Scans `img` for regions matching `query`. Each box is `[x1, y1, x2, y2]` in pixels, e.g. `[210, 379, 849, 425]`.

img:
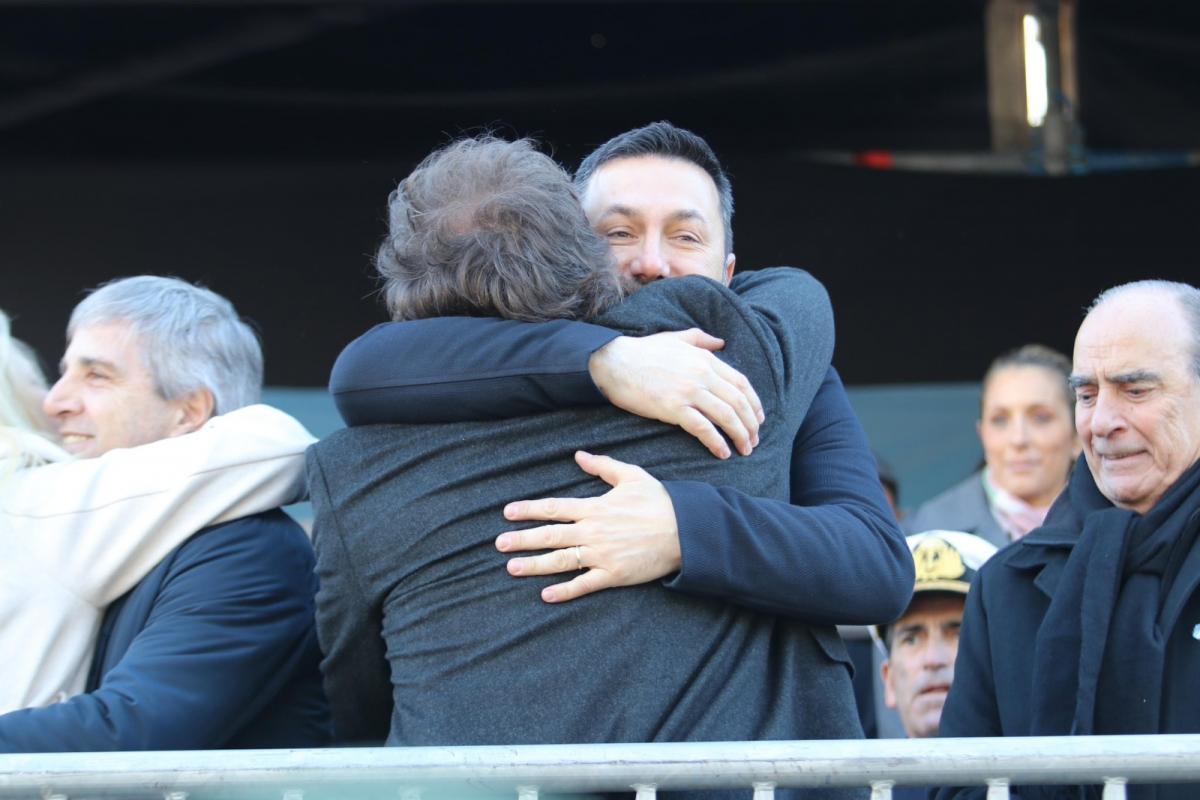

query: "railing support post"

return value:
[870, 780, 894, 800]
[752, 781, 776, 799]
[986, 779, 1011, 799]
[1102, 778, 1128, 800]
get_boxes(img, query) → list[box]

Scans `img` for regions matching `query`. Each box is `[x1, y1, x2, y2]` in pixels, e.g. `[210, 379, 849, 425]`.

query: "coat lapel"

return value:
[1006, 525, 1078, 599]
[1159, 509, 1200, 634]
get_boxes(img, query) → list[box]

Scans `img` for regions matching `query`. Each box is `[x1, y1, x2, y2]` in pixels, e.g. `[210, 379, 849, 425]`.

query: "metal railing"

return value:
[1, 735, 1199, 799]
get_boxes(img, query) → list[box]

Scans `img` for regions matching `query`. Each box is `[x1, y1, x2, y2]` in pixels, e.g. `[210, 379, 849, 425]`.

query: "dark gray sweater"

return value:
[309, 270, 862, 797]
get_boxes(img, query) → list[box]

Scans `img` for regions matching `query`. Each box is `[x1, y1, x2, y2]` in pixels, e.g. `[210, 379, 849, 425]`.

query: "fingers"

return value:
[712, 359, 764, 425]
[675, 407, 732, 460]
[573, 450, 649, 486]
[541, 570, 611, 603]
[495, 522, 576, 553]
[662, 333, 763, 455]
[504, 544, 584, 577]
[673, 327, 725, 352]
[685, 388, 756, 457]
[503, 495, 588, 523]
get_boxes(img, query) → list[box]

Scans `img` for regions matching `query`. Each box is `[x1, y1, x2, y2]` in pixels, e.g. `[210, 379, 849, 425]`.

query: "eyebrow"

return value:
[1068, 369, 1161, 389]
[1109, 369, 1161, 385]
[596, 205, 708, 225]
[596, 204, 640, 221]
[665, 209, 707, 224]
[61, 355, 121, 376]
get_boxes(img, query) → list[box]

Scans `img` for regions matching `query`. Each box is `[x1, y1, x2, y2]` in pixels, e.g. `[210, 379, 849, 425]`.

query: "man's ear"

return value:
[722, 252, 736, 285]
[171, 388, 216, 436]
[881, 658, 897, 709]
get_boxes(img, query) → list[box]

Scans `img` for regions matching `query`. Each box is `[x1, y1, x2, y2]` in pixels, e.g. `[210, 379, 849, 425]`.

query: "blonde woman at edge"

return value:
[0, 308, 313, 712]
[904, 344, 1080, 547]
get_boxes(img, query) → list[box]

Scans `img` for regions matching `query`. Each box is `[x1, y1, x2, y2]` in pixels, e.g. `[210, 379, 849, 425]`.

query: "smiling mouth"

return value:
[59, 434, 92, 447]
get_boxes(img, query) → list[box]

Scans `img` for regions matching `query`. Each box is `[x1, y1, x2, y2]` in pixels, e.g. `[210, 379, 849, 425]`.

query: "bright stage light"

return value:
[1023, 13, 1049, 128]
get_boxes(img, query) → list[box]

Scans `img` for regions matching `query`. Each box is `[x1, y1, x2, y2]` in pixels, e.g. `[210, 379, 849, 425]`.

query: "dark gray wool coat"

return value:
[309, 269, 865, 799]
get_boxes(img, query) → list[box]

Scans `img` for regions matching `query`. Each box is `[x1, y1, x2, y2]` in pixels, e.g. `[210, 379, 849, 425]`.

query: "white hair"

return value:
[68, 276, 263, 414]
[1088, 279, 1200, 380]
[0, 309, 60, 473]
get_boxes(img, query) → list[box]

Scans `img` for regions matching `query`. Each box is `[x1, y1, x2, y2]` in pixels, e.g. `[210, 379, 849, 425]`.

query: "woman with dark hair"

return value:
[905, 344, 1080, 547]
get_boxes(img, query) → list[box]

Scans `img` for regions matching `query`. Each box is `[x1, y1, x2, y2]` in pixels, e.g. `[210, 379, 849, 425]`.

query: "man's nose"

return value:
[923, 634, 954, 669]
[42, 375, 79, 419]
[1087, 391, 1124, 438]
[627, 238, 670, 282]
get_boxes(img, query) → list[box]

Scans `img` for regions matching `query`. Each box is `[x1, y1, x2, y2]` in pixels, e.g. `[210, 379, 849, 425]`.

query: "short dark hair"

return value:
[575, 121, 734, 256]
[981, 343, 1074, 414]
[376, 136, 627, 323]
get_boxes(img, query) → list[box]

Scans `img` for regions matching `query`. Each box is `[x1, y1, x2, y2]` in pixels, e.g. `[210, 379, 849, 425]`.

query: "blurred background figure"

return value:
[875, 451, 902, 520]
[905, 345, 1079, 547]
[0, 309, 65, 471]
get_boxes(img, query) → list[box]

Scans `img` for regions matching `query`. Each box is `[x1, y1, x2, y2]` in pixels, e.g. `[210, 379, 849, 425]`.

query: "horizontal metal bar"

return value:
[0, 736, 1198, 798]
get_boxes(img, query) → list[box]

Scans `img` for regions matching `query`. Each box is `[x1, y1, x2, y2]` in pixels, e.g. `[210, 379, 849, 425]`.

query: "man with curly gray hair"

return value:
[376, 136, 628, 324]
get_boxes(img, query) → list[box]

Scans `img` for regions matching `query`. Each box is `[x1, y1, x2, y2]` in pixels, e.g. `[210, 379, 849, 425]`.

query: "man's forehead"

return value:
[584, 155, 721, 218]
[63, 320, 141, 366]
[1074, 297, 1186, 379]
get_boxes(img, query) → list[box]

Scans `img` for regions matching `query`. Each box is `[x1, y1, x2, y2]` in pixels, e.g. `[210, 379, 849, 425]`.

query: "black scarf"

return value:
[1023, 456, 1200, 799]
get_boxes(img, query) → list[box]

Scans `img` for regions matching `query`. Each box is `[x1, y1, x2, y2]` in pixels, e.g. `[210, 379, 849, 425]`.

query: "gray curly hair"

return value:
[376, 136, 628, 322]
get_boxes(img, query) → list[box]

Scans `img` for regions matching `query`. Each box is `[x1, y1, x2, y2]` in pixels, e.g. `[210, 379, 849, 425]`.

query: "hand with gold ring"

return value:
[496, 451, 681, 603]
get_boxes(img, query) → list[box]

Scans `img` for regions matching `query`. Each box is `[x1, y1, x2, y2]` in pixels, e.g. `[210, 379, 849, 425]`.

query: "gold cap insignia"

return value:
[912, 537, 970, 593]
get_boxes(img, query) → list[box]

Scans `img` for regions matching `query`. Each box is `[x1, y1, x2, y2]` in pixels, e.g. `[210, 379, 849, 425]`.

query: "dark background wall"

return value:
[2, 0, 1196, 505]
[1, 2, 1197, 385]
[5, 155, 1196, 387]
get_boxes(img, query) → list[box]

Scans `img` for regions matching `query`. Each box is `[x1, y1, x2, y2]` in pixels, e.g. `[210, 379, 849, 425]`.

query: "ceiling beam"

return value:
[0, 6, 366, 131]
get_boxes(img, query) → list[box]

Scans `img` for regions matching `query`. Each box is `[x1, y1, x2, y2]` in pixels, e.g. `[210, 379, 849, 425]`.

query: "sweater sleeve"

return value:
[0, 516, 328, 752]
[663, 368, 914, 625]
[330, 317, 619, 425]
[2, 404, 313, 607]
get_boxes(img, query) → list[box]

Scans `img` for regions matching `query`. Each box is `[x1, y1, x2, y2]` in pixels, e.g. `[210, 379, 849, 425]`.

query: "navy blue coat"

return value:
[0, 511, 331, 751]
[936, 507, 1200, 799]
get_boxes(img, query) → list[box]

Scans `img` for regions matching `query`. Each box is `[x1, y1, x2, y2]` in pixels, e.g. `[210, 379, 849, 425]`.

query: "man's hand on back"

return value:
[588, 329, 763, 459]
[496, 451, 681, 603]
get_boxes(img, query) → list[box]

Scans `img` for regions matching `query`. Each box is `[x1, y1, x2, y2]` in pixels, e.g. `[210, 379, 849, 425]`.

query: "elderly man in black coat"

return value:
[936, 279, 1200, 800]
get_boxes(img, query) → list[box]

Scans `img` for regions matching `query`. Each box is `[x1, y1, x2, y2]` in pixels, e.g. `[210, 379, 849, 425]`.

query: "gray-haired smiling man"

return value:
[937, 279, 1200, 800]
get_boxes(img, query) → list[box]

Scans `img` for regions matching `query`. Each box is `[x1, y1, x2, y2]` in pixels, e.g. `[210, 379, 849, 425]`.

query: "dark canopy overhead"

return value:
[2, 1, 1197, 386]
